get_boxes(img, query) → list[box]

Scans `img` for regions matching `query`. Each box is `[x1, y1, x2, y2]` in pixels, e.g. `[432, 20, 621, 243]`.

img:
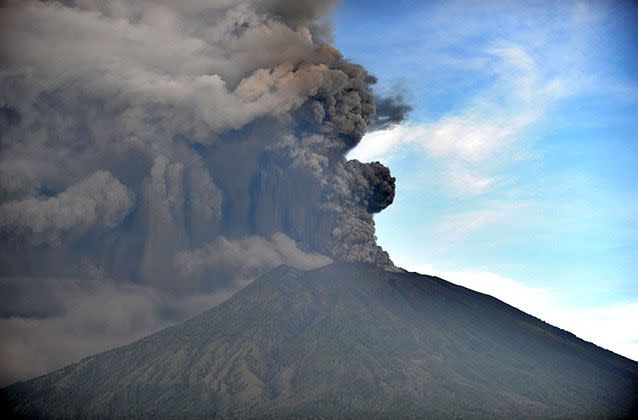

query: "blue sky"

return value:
[333, 0, 638, 359]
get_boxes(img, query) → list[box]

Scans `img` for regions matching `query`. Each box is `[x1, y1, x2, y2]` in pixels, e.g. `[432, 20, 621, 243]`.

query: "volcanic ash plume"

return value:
[0, 0, 406, 383]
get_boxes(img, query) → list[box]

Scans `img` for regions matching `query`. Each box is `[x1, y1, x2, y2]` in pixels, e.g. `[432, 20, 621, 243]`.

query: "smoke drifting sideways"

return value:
[370, 94, 413, 130]
[0, 0, 408, 385]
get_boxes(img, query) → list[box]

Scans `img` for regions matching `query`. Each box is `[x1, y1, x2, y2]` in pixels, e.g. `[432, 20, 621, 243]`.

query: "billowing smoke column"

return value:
[0, 0, 405, 384]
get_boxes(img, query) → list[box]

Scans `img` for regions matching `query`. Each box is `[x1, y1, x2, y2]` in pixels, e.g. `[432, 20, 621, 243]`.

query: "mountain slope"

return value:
[2, 263, 637, 418]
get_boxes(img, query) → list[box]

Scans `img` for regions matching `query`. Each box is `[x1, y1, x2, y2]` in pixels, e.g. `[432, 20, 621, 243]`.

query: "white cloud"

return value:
[350, 42, 566, 196]
[348, 123, 417, 163]
[443, 163, 497, 196]
[397, 258, 638, 362]
[430, 203, 528, 251]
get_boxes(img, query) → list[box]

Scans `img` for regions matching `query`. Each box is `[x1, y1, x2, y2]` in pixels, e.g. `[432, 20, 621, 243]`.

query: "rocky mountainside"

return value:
[2, 263, 637, 418]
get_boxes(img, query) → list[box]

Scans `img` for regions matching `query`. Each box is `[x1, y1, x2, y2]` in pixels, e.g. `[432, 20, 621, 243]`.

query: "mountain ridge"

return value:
[2, 262, 637, 418]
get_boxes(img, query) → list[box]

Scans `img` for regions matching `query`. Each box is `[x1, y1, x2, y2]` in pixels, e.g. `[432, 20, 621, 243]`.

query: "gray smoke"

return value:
[0, 0, 397, 384]
[371, 94, 413, 130]
[0, 171, 135, 246]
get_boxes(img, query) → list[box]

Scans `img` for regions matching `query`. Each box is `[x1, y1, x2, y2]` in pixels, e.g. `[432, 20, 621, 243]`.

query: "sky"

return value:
[335, 0, 638, 360]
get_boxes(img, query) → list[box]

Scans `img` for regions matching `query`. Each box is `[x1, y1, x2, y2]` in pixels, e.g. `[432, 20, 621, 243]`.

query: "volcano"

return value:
[2, 263, 637, 418]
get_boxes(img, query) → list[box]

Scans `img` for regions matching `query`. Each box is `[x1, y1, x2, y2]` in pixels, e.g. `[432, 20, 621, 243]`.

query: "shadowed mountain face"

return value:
[2, 263, 637, 418]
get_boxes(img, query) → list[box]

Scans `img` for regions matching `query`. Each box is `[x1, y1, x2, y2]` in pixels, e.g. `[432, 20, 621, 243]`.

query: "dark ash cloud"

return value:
[370, 94, 413, 130]
[0, 0, 398, 385]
